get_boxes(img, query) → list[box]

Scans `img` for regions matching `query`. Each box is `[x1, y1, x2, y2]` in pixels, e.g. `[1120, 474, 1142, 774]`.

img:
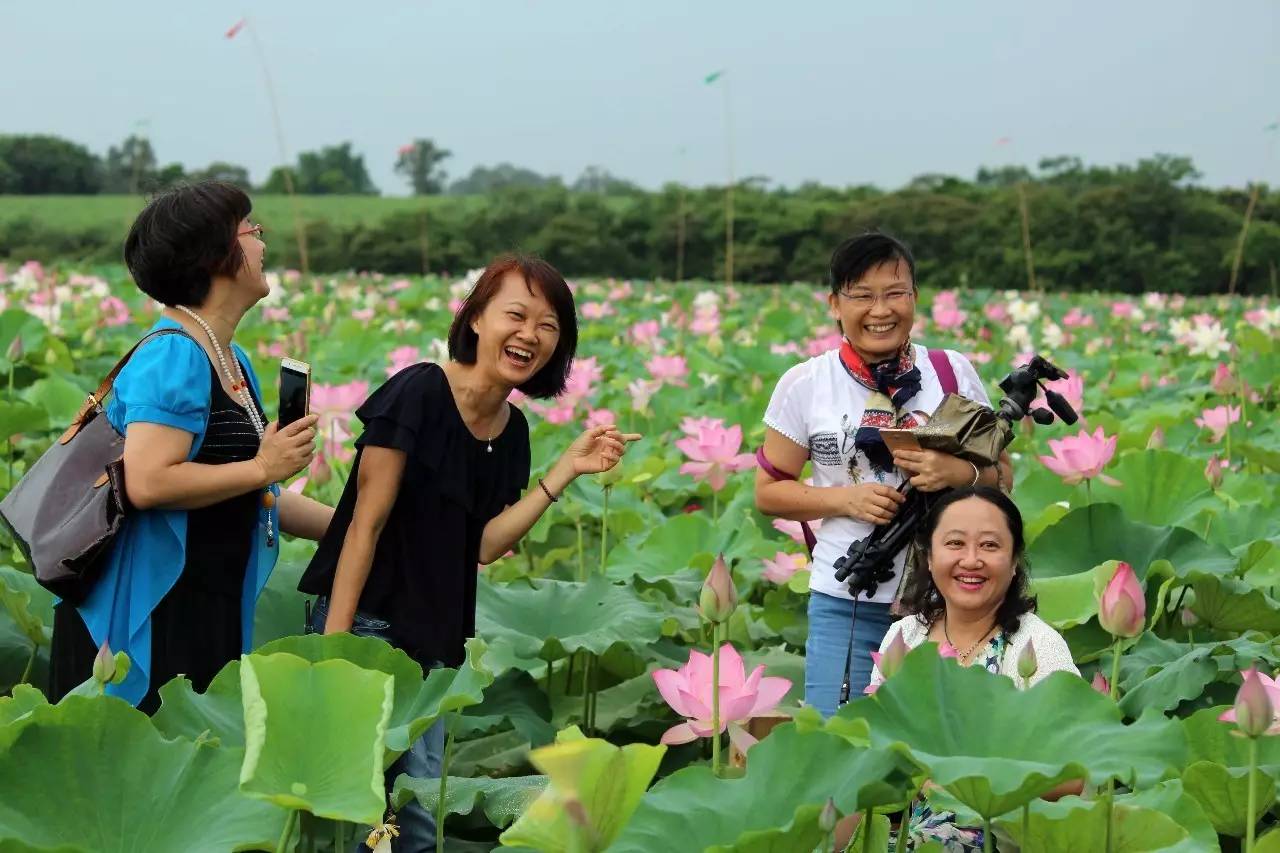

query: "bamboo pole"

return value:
[1228, 183, 1261, 295]
[1016, 181, 1038, 293]
[721, 76, 735, 288]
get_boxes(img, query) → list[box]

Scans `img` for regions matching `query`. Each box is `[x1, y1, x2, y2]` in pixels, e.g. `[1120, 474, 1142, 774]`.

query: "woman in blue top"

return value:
[48, 181, 333, 712]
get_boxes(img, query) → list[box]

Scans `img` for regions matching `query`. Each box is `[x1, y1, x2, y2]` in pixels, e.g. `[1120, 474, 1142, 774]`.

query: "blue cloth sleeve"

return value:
[114, 334, 211, 435]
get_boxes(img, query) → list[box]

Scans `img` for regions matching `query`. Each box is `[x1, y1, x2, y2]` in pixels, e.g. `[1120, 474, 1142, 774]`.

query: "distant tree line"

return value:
[0, 133, 1276, 294]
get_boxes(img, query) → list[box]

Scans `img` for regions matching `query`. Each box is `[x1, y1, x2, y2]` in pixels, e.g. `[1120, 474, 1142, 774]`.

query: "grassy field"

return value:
[0, 194, 472, 231]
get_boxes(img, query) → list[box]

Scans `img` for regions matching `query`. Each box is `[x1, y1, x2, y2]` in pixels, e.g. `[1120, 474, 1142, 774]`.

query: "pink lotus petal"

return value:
[727, 723, 759, 754]
[653, 669, 693, 717]
[660, 722, 701, 745]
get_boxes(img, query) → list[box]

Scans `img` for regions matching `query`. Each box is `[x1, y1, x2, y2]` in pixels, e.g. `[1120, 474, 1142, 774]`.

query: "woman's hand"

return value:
[829, 483, 906, 525]
[558, 425, 642, 477]
[254, 414, 319, 485]
[892, 449, 974, 492]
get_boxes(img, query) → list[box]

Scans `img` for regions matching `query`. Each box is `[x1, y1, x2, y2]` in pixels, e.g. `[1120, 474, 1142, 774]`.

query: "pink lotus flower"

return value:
[652, 644, 792, 752]
[1038, 426, 1121, 486]
[984, 303, 1010, 324]
[1211, 363, 1239, 396]
[699, 554, 737, 623]
[675, 422, 755, 491]
[98, 296, 131, 327]
[610, 281, 633, 301]
[581, 301, 614, 320]
[1195, 405, 1241, 443]
[762, 552, 807, 585]
[690, 307, 721, 336]
[630, 320, 661, 346]
[584, 408, 616, 430]
[805, 331, 844, 357]
[1111, 301, 1137, 319]
[1205, 454, 1230, 489]
[263, 306, 292, 323]
[647, 354, 689, 387]
[770, 341, 802, 357]
[938, 642, 960, 660]
[1091, 672, 1110, 695]
[1062, 307, 1094, 328]
[386, 346, 421, 378]
[352, 307, 375, 323]
[1219, 669, 1280, 737]
[312, 380, 370, 462]
[1099, 562, 1145, 639]
[931, 290, 967, 330]
[680, 416, 724, 437]
[388, 278, 412, 292]
[772, 517, 821, 545]
[628, 378, 659, 413]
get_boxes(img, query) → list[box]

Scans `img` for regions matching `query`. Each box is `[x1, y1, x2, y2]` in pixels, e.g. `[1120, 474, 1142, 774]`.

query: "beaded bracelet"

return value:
[538, 478, 558, 503]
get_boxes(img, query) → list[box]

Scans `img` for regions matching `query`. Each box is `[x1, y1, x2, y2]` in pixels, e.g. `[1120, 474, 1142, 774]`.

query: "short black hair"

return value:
[447, 253, 578, 398]
[124, 181, 252, 307]
[829, 230, 916, 295]
[896, 485, 1037, 637]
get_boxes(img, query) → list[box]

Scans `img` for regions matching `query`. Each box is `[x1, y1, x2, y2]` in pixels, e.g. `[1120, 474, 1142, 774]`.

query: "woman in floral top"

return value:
[869, 486, 1081, 851]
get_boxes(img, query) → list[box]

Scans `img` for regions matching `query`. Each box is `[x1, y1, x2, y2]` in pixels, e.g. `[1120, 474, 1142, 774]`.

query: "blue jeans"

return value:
[805, 592, 895, 719]
[307, 597, 446, 853]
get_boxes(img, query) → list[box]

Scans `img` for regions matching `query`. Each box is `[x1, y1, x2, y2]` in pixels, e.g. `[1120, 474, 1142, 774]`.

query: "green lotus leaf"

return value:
[391, 773, 548, 829]
[551, 670, 666, 734]
[476, 575, 666, 662]
[1260, 827, 1280, 853]
[1119, 778, 1221, 853]
[1031, 565, 1103, 630]
[455, 669, 555, 746]
[1085, 450, 1222, 528]
[1029, 503, 1235, 580]
[0, 696, 284, 852]
[0, 310, 49, 371]
[832, 645, 1186, 819]
[609, 725, 916, 853]
[239, 652, 393, 824]
[604, 511, 768, 583]
[1117, 634, 1218, 718]
[1181, 761, 1274, 838]
[0, 402, 48, 444]
[450, 729, 531, 778]
[994, 797, 1188, 852]
[0, 684, 46, 727]
[1180, 706, 1280, 836]
[154, 634, 493, 759]
[847, 812, 891, 853]
[19, 375, 92, 428]
[500, 726, 665, 853]
[0, 567, 51, 649]
[1189, 574, 1280, 633]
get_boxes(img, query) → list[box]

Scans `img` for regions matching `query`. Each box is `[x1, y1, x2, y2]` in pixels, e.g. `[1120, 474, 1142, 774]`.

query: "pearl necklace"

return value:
[175, 306, 275, 547]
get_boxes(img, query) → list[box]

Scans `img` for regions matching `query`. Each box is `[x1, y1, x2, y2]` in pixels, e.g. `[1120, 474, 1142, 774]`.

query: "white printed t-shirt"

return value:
[763, 345, 992, 603]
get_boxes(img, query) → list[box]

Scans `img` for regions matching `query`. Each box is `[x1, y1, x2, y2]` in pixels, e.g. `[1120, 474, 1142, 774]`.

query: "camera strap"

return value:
[927, 349, 959, 397]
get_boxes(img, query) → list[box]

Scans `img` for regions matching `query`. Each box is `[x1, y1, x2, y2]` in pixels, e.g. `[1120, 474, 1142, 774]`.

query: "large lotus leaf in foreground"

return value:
[609, 725, 916, 853]
[1180, 706, 1280, 836]
[239, 652, 394, 825]
[499, 726, 665, 853]
[153, 634, 493, 758]
[0, 696, 284, 852]
[830, 646, 1186, 819]
[476, 575, 666, 661]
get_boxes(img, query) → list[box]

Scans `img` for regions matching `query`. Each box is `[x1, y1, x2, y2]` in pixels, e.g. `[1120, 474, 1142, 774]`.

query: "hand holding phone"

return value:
[878, 428, 922, 454]
[279, 358, 312, 428]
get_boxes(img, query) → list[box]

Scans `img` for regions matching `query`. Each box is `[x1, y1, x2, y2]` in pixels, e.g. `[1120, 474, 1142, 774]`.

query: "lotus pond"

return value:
[1, 261, 1279, 852]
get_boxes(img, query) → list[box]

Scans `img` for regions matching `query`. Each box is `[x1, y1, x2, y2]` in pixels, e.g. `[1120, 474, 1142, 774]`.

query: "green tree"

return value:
[0, 135, 102, 194]
[190, 161, 252, 189]
[261, 143, 378, 195]
[572, 165, 640, 195]
[394, 139, 451, 195]
[448, 163, 562, 195]
[101, 134, 158, 194]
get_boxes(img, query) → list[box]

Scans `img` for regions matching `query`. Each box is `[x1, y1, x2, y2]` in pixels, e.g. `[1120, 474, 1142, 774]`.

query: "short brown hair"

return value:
[447, 254, 578, 399]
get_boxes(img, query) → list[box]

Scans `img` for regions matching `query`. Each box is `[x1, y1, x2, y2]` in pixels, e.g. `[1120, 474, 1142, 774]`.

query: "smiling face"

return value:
[828, 259, 916, 363]
[927, 497, 1018, 620]
[470, 271, 562, 387]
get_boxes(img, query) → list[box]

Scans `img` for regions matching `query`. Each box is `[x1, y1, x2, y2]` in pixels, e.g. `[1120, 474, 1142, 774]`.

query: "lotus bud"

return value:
[92, 640, 116, 685]
[1091, 672, 1110, 695]
[1181, 608, 1199, 628]
[1205, 454, 1227, 490]
[698, 553, 737, 624]
[5, 336, 23, 363]
[1211, 363, 1239, 396]
[818, 798, 839, 833]
[1017, 639, 1038, 681]
[937, 641, 960, 660]
[878, 632, 909, 678]
[1099, 561, 1145, 638]
[1145, 427, 1165, 451]
[1232, 669, 1274, 738]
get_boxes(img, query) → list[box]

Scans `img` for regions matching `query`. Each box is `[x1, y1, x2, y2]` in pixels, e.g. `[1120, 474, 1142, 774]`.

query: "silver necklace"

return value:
[174, 306, 274, 546]
[943, 614, 997, 664]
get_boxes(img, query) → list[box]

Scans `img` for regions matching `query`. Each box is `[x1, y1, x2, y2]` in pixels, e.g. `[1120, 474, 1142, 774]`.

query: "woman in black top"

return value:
[298, 254, 638, 851]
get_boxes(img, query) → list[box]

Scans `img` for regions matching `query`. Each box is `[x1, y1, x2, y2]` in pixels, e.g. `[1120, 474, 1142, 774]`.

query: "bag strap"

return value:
[60, 327, 194, 444]
[928, 348, 958, 397]
[754, 446, 817, 557]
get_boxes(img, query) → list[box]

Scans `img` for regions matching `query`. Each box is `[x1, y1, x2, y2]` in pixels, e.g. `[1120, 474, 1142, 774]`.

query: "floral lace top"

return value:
[901, 632, 1007, 853]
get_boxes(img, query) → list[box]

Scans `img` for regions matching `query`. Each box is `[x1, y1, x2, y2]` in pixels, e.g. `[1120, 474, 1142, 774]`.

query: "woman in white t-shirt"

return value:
[755, 231, 1012, 718]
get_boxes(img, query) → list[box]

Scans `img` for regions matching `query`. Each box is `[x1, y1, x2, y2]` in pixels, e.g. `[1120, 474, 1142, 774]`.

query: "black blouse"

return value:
[298, 363, 531, 667]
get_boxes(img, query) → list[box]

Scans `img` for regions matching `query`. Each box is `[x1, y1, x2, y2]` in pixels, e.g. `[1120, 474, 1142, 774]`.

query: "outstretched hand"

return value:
[561, 425, 643, 476]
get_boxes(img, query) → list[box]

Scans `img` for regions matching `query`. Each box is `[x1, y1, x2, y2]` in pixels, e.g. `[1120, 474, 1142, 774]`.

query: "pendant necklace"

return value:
[943, 613, 996, 665]
[175, 306, 275, 547]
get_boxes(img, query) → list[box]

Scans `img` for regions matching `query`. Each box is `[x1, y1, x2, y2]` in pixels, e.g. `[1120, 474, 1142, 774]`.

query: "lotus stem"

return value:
[1247, 735, 1260, 853]
[983, 817, 993, 853]
[275, 809, 297, 853]
[18, 643, 36, 687]
[711, 491, 720, 522]
[600, 485, 610, 576]
[711, 623, 722, 778]
[863, 810, 874, 853]
[575, 517, 585, 582]
[1109, 639, 1122, 703]
[333, 820, 343, 852]
[436, 728, 455, 853]
[1021, 802, 1029, 849]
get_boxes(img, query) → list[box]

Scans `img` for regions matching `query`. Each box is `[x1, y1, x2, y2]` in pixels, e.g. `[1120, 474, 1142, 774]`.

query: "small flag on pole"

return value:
[995, 136, 1013, 146]
[226, 18, 247, 39]
[704, 70, 725, 85]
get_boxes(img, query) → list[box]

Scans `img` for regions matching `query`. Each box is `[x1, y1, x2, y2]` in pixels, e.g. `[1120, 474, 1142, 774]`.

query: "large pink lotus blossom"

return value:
[762, 552, 807, 585]
[1195, 405, 1241, 443]
[931, 290, 967, 330]
[630, 320, 661, 346]
[1099, 562, 1145, 638]
[652, 644, 791, 752]
[99, 296, 132, 327]
[1038, 426, 1120, 486]
[581, 301, 615, 320]
[676, 422, 755, 491]
[386, 346, 421, 378]
[1220, 669, 1280, 736]
[647, 355, 689, 387]
[680, 416, 723, 437]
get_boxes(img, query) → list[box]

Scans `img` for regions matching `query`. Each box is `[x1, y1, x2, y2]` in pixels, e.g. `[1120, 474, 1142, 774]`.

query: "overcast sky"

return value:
[5, 1, 1277, 195]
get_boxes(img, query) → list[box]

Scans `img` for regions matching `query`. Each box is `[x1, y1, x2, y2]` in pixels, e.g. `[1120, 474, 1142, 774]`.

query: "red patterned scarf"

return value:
[838, 338, 923, 476]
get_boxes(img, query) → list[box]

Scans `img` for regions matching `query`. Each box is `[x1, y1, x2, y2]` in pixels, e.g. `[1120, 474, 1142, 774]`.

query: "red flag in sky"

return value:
[995, 136, 1013, 146]
[225, 19, 246, 39]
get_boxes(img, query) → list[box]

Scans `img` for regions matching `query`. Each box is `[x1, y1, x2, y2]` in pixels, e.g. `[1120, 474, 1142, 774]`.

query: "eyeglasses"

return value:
[837, 287, 914, 308]
[237, 223, 266, 239]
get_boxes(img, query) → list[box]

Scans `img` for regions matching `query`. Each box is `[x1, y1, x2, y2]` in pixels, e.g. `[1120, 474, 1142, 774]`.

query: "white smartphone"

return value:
[278, 357, 312, 427]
